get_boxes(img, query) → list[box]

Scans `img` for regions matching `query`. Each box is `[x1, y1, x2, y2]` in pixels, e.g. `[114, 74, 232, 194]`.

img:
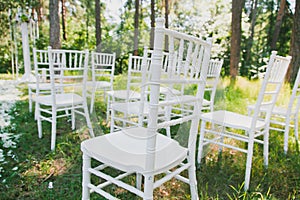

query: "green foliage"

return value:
[241, 0, 293, 80]
[0, 0, 295, 79]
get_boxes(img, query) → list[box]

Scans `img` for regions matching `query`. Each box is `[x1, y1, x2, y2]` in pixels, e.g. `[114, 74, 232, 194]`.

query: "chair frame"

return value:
[81, 17, 212, 200]
[248, 65, 300, 153]
[202, 59, 223, 112]
[197, 51, 291, 191]
[35, 48, 94, 150]
[88, 51, 116, 113]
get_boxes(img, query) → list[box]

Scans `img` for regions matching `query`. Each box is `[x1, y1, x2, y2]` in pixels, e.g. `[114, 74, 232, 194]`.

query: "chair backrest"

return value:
[251, 51, 291, 129]
[91, 52, 116, 88]
[203, 59, 223, 111]
[144, 18, 212, 171]
[287, 66, 300, 115]
[124, 52, 152, 101]
[33, 48, 50, 83]
[33, 47, 66, 90]
[132, 49, 171, 87]
[127, 53, 145, 89]
[48, 48, 90, 104]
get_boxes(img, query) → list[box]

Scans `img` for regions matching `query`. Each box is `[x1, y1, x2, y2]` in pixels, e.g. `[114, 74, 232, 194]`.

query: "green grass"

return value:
[0, 76, 299, 199]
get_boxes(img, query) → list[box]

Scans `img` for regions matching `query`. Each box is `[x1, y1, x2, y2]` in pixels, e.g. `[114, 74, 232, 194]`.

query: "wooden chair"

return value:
[35, 48, 94, 150]
[81, 17, 212, 199]
[197, 51, 291, 190]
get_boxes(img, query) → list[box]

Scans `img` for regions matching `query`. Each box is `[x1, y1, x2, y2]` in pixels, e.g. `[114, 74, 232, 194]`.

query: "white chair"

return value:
[248, 66, 300, 153]
[167, 58, 223, 116]
[109, 48, 153, 132]
[197, 51, 292, 191]
[35, 48, 94, 151]
[202, 59, 223, 112]
[107, 48, 176, 123]
[28, 47, 65, 114]
[81, 17, 212, 200]
[87, 52, 116, 113]
[28, 48, 49, 113]
[106, 52, 149, 123]
[109, 48, 177, 133]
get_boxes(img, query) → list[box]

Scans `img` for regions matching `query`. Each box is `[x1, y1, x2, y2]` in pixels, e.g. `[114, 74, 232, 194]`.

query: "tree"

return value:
[95, 0, 101, 51]
[164, 0, 169, 51]
[245, 0, 258, 69]
[230, 0, 245, 82]
[271, 0, 286, 50]
[133, 0, 139, 55]
[49, 0, 61, 49]
[61, 0, 67, 40]
[150, 0, 155, 49]
[286, 0, 300, 83]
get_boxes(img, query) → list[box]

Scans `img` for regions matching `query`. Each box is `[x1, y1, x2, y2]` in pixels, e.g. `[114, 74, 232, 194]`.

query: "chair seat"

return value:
[248, 104, 296, 116]
[36, 93, 84, 107]
[86, 81, 112, 89]
[28, 82, 52, 90]
[159, 87, 181, 96]
[111, 101, 164, 115]
[168, 95, 203, 106]
[201, 110, 266, 130]
[81, 127, 187, 174]
[107, 90, 141, 100]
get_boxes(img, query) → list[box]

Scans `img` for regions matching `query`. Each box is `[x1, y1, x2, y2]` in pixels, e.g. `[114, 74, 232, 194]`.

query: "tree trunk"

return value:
[230, 0, 244, 82]
[150, 0, 155, 49]
[133, 0, 139, 55]
[49, 0, 61, 49]
[61, 0, 67, 41]
[164, 0, 169, 51]
[245, 0, 258, 62]
[271, 0, 286, 50]
[95, 0, 102, 52]
[36, 0, 44, 23]
[286, 0, 300, 83]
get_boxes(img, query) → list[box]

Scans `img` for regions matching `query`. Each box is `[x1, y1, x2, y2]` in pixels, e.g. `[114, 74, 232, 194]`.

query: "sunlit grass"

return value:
[0, 76, 299, 199]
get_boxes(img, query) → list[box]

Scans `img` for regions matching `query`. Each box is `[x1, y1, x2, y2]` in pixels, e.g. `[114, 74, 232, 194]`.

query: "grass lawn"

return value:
[0, 76, 299, 199]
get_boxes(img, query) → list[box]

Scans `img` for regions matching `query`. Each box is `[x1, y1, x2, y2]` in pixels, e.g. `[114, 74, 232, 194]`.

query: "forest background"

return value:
[0, 0, 299, 84]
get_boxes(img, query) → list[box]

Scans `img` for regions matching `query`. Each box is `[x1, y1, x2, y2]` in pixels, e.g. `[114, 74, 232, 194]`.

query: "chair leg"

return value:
[82, 153, 91, 200]
[106, 95, 111, 122]
[36, 103, 43, 139]
[110, 108, 115, 133]
[50, 112, 57, 151]
[188, 163, 199, 200]
[197, 120, 206, 164]
[29, 88, 33, 112]
[136, 173, 142, 190]
[294, 116, 299, 141]
[143, 174, 154, 200]
[37, 108, 43, 138]
[84, 103, 95, 137]
[90, 86, 96, 114]
[244, 138, 254, 191]
[34, 103, 38, 120]
[218, 125, 225, 153]
[263, 129, 269, 167]
[284, 117, 291, 154]
[72, 108, 75, 130]
[165, 106, 171, 137]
